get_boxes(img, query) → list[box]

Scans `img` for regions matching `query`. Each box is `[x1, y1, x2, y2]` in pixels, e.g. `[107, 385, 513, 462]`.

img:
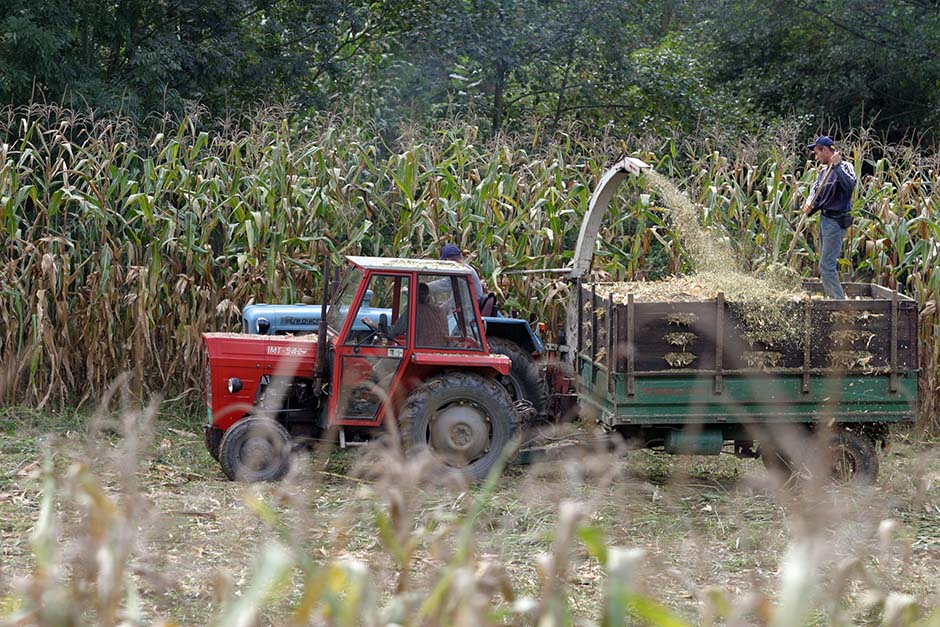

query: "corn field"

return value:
[1, 104, 938, 429]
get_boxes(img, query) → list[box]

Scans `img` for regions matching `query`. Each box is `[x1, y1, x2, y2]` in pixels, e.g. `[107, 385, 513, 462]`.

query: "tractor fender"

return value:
[483, 317, 544, 356]
[409, 351, 511, 377]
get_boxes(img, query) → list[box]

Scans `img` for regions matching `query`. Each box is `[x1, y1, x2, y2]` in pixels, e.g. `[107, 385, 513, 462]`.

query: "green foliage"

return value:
[0, 0, 395, 115]
[695, 0, 940, 132]
[4, 0, 940, 133]
[1, 104, 939, 432]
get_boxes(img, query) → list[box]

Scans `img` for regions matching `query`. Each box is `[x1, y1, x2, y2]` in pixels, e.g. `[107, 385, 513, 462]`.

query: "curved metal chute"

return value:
[568, 156, 651, 279]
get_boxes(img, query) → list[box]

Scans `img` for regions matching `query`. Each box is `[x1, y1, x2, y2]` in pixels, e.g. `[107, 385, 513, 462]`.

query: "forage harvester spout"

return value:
[568, 155, 651, 280]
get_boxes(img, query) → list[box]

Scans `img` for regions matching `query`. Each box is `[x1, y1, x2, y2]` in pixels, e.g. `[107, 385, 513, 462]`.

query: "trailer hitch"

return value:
[514, 399, 536, 423]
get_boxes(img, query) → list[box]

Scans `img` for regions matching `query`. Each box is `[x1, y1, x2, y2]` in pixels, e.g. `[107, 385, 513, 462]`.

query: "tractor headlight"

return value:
[257, 317, 270, 334]
[227, 377, 243, 394]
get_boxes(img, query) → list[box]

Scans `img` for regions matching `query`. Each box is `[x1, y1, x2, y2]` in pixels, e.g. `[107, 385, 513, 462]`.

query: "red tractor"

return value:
[203, 256, 533, 482]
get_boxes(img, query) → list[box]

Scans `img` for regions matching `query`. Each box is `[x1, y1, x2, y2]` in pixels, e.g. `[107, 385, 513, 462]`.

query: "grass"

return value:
[3, 410, 940, 625]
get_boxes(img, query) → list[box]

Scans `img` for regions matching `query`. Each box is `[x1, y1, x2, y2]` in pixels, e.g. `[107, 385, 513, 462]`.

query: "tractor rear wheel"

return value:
[400, 372, 517, 481]
[487, 337, 548, 420]
[219, 417, 293, 482]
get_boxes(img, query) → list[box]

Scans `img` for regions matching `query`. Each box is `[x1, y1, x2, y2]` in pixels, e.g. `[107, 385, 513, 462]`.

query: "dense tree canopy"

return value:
[2, 0, 938, 135]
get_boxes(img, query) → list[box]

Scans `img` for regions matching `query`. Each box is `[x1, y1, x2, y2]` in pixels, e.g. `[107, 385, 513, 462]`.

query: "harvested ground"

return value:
[3, 409, 940, 624]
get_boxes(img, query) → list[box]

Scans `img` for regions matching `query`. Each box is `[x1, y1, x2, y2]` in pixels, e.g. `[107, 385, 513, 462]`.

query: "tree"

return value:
[693, 0, 940, 132]
[0, 0, 393, 115]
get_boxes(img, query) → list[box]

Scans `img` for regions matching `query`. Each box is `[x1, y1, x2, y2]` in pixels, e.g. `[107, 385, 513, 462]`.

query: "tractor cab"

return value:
[203, 256, 518, 483]
[326, 256, 502, 426]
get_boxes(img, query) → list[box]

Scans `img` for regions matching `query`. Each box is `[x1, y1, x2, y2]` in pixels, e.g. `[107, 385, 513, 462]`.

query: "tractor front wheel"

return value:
[219, 417, 293, 482]
[204, 426, 223, 461]
[400, 372, 518, 481]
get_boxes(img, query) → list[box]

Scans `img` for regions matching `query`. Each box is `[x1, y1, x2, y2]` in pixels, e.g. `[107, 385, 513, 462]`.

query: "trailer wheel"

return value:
[219, 417, 293, 482]
[828, 429, 879, 484]
[760, 427, 879, 484]
[487, 337, 549, 420]
[400, 372, 518, 481]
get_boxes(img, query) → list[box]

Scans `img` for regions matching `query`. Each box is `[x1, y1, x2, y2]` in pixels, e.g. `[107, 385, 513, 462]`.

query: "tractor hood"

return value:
[202, 332, 322, 431]
[243, 301, 388, 335]
[204, 332, 319, 371]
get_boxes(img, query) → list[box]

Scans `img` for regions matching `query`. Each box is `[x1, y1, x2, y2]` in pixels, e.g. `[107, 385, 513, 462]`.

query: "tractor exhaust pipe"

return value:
[314, 255, 331, 395]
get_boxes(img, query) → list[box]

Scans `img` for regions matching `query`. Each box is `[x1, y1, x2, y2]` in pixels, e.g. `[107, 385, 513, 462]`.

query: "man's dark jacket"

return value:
[808, 161, 857, 228]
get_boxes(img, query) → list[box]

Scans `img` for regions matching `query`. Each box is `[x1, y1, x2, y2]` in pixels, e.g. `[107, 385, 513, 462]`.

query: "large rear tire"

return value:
[219, 417, 293, 482]
[400, 372, 518, 481]
[487, 337, 549, 420]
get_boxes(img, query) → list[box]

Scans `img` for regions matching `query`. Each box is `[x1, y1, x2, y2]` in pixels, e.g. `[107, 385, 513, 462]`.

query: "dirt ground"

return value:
[2, 408, 940, 624]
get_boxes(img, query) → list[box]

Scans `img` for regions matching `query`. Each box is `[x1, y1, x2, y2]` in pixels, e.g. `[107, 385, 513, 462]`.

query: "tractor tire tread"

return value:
[219, 416, 293, 482]
[400, 371, 517, 481]
[487, 337, 549, 420]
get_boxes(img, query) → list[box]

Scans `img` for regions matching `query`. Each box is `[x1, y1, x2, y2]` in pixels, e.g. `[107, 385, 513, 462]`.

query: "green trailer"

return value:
[572, 280, 919, 481]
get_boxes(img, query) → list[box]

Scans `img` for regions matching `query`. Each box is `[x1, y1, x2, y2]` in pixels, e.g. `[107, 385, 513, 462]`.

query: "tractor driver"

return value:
[390, 282, 448, 346]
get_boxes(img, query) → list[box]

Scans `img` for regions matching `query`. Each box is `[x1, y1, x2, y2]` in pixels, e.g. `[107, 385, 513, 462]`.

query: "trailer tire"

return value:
[760, 427, 879, 484]
[828, 429, 879, 484]
[400, 372, 518, 482]
[487, 337, 549, 420]
[219, 417, 293, 482]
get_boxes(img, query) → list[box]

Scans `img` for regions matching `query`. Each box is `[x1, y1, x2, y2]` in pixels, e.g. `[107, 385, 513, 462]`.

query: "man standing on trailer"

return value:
[801, 135, 857, 299]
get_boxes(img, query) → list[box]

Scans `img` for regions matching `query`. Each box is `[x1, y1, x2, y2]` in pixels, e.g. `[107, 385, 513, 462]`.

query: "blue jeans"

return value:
[819, 215, 847, 299]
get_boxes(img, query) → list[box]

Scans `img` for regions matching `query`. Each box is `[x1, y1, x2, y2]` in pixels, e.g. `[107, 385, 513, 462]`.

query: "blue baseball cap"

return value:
[441, 243, 462, 260]
[807, 136, 834, 149]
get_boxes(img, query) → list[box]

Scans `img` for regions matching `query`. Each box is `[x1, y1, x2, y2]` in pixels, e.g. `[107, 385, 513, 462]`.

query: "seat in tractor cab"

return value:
[478, 292, 498, 317]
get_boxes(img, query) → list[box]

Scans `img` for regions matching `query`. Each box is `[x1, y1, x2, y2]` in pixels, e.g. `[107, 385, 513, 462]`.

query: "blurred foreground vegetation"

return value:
[2, 407, 940, 625]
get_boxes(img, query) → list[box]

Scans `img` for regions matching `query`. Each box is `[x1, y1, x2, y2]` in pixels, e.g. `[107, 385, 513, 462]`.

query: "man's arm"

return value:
[830, 161, 857, 193]
[468, 267, 485, 301]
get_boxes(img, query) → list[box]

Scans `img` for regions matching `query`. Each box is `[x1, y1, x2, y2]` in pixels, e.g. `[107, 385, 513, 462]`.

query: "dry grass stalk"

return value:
[829, 350, 885, 372]
[1, 400, 939, 625]
[664, 332, 697, 348]
[832, 330, 877, 348]
[664, 351, 697, 367]
[743, 351, 785, 370]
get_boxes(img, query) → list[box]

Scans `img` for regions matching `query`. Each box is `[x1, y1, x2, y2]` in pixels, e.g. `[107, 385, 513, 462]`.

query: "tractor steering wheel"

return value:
[360, 317, 401, 346]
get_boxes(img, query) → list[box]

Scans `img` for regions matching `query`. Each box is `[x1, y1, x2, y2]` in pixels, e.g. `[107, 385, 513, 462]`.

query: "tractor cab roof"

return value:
[346, 256, 471, 274]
